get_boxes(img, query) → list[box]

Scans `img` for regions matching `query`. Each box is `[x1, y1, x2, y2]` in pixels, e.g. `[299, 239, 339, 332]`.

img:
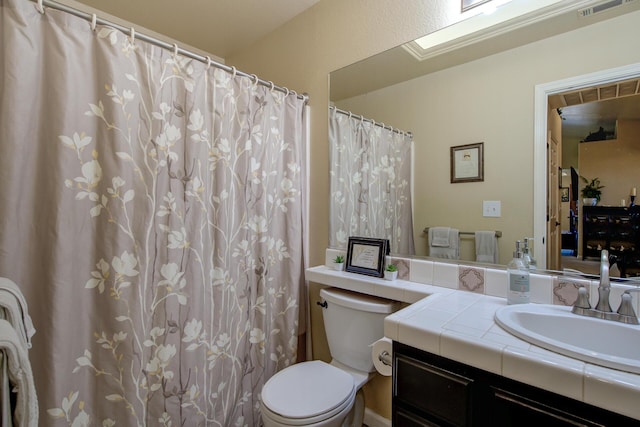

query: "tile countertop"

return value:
[305, 266, 640, 421]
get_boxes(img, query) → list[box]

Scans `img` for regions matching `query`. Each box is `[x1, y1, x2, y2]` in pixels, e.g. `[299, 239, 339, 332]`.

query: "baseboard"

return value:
[363, 408, 391, 427]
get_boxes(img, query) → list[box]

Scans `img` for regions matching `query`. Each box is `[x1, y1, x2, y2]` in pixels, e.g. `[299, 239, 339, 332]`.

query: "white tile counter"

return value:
[306, 265, 640, 421]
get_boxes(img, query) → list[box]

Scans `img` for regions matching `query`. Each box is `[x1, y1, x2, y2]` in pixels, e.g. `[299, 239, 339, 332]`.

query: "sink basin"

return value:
[494, 304, 640, 374]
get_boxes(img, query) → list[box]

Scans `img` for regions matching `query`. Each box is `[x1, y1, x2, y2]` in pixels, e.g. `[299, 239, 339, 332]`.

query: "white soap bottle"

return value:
[507, 241, 530, 305]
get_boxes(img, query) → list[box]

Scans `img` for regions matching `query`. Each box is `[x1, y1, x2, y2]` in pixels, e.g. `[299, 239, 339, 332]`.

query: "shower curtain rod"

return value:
[30, 0, 309, 102]
[331, 106, 413, 137]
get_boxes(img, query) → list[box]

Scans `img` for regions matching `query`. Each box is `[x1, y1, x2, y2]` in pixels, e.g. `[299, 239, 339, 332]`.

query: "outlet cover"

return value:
[483, 200, 501, 217]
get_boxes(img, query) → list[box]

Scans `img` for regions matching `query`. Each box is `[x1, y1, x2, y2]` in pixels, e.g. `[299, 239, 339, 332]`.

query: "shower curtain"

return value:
[329, 108, 415, 255]
[0, 0, 307, 425]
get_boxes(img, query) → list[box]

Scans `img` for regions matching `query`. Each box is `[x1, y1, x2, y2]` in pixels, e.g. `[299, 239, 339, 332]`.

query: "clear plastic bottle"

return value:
[507, 241, 530, 305]
[522, 238, 537, 270]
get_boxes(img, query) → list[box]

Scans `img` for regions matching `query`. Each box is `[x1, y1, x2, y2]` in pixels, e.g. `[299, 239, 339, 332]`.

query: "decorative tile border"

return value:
[459, 267, 485, 294]
[322, 249, 639, 314]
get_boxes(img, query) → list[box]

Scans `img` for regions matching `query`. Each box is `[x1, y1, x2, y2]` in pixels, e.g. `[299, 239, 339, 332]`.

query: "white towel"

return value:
[0, 319, 38, 426]
[429, 228, 459, 259]
[475, 231, 499, 264]
[429, 227, 451, 247]
[0, 278, 35, 349]
[0, 294, 30, 351]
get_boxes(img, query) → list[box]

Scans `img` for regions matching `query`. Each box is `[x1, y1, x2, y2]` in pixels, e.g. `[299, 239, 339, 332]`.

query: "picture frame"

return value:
[561, 187, 570, 202]
[450, 142, 484, 183]
[462, 0, 491, 12]
[345, 237, 388, 277]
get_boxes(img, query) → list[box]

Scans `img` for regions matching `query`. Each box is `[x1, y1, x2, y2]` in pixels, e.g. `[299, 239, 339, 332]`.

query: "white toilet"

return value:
[260, 287, 400, 427]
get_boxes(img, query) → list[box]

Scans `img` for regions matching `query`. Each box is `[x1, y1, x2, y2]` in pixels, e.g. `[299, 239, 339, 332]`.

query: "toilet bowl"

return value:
[260, 360, 356, 427]
[260, 288, 400, 427]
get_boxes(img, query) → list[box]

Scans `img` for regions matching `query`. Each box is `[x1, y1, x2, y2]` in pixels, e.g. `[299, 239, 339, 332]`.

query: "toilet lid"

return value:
[262, 360, 355, 419]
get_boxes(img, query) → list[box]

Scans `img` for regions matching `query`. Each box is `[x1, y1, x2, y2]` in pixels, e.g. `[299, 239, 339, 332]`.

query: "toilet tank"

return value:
[320, 287, 400, 373]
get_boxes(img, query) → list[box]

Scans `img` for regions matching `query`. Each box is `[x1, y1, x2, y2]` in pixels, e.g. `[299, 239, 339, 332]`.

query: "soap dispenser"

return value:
[522, 237, 537, 270]
[507, 240, 530, 305]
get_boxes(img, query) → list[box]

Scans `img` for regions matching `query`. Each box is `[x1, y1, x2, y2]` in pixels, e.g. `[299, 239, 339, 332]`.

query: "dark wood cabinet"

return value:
[582, 206, 640, 276]
[392, 342, 640, 427]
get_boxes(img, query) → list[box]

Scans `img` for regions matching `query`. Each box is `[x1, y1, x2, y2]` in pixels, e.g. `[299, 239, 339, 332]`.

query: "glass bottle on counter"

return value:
[507, 240, 530, 305]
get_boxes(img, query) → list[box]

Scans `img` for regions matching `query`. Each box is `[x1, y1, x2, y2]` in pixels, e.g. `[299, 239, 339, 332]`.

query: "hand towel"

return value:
[0, 294, 31, 351]
[429, 227, 451, 247]
[429, 228, 459, 259]
[0, 319, 38, 426]
[475, 231, 499, 264]
[0, 278, 35, 349]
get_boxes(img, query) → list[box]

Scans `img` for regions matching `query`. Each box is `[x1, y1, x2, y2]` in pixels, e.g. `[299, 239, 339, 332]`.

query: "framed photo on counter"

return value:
[345, 237, 388, 277]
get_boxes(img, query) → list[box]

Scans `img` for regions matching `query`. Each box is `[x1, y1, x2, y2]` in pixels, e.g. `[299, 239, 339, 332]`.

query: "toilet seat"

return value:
[261, 360, 356, 425]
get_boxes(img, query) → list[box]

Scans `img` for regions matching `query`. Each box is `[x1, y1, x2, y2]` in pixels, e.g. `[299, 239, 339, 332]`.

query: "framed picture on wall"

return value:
[345, 237, 388, 277]
[450, 142, 484, 183]
[561, 187, 570, 202]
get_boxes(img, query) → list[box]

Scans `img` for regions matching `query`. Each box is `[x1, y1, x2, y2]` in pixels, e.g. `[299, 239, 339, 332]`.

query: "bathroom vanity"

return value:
[306, 261, 640, 424]
[393, 342, 639, 426]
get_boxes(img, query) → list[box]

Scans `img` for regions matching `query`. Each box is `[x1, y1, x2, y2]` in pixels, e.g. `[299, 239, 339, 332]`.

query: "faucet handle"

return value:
[571, 286, 592, 316]
[616, 289, 640, 325]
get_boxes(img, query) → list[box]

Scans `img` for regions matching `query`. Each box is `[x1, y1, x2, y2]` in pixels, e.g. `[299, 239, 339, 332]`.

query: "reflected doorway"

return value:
[543, 73, 640, 276]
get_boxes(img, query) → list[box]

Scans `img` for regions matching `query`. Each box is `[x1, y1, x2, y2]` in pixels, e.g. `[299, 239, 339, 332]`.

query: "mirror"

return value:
[329, 0, 640, 274]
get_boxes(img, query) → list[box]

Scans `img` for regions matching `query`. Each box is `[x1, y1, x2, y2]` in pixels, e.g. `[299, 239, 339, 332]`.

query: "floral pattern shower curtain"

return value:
[0, 0, 307, 425]
[329, 108, 415, 255]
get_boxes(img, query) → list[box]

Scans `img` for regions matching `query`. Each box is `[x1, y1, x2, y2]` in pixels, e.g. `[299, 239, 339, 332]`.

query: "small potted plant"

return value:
[384, 264, 398, 281]
[332, 255, 345, 271]
[580, 176, 604, 206]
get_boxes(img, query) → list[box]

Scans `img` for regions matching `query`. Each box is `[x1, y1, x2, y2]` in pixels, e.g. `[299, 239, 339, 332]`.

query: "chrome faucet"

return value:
[594, 250, 612, 313]
[571, 249, 639, 324]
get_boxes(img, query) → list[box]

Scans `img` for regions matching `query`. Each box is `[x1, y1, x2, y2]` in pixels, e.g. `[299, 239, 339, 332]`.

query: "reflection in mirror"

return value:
[328, 0, 640, 276]
[328, 107, 415, 255]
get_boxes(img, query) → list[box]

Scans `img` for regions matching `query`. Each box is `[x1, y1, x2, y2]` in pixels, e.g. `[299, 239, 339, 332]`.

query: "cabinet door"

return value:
[395, 354, 473, 427]
[491, 387, 605, 427]
[395, 409, 446, 427]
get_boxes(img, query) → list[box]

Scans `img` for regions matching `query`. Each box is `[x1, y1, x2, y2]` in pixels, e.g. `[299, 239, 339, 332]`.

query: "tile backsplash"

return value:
[324, 248, 639, 308]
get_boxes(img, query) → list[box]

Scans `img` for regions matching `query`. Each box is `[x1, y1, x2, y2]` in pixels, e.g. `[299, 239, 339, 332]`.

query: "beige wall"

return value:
[226, 2, 640, 420]
[579, 120, 640, 207]
[336, 11, 640, 265]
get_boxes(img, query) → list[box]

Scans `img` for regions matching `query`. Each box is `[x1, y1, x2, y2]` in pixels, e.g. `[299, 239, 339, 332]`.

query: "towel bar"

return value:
[423, 228, 502, 238]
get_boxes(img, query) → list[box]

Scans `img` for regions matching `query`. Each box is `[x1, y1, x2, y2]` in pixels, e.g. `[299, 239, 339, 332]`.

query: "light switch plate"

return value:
[483, 200, 501, 217]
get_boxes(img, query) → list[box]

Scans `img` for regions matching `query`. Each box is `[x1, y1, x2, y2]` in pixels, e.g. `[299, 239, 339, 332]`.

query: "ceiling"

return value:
[551, 79, 640, 142]
[69, 0, 321, 59]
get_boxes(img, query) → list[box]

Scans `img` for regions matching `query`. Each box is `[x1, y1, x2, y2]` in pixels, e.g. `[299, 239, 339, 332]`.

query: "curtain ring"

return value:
[284, 88, 290, 97]
[268, 81, 275, 91]
[36, 0, 44, 14]
[129, 27, 135, 44]
[173, 43, 179, 58]
[290, 90, 297, 97]
[231, 66, 237, 78]
[90, 14, 97, 31]
[250, 74, 259, 87]
[205, 56, 212, 70]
